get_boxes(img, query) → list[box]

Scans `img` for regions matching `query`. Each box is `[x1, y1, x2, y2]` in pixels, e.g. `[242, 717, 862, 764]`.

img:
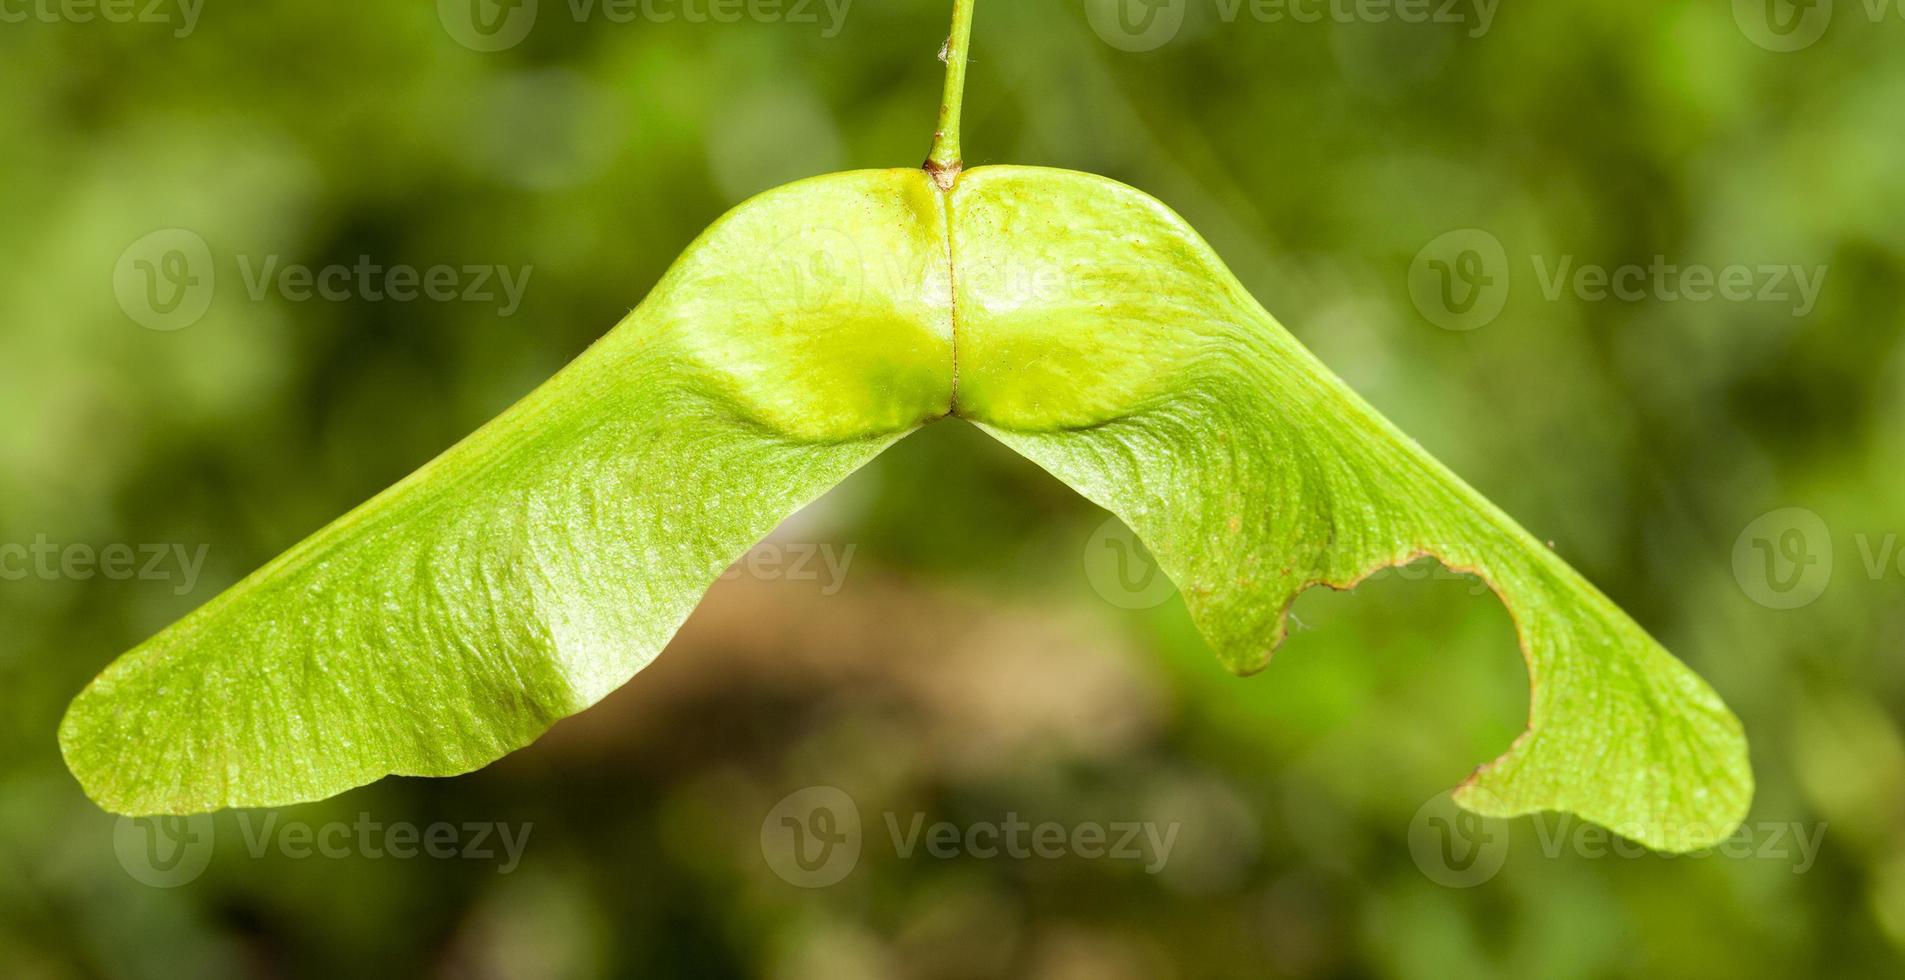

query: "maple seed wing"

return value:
[58, 170, 951, 816]
[950, 166, 1751, 853]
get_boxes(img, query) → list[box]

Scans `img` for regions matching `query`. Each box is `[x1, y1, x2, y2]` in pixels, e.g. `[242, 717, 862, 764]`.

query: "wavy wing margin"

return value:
[952, 166, 1752, 853]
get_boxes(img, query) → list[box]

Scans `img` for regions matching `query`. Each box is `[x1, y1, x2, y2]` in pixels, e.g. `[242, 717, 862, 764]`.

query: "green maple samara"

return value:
[61, 0, 1750, 853]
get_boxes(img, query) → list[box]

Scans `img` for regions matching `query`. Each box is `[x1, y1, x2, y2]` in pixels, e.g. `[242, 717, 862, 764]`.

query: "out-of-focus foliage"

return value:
[1, 2, 1900, 978]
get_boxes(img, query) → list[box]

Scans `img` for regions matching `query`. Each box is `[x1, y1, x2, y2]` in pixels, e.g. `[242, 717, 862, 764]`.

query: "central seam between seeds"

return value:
[938, 182, 961, 418]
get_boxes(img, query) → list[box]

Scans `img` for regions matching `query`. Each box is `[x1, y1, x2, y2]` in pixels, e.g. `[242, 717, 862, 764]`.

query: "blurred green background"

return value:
[3, 1, 1902, 976]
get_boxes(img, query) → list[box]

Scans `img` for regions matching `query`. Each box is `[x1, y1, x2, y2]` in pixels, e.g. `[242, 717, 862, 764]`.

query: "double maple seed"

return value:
[59, 1, 1750, 854]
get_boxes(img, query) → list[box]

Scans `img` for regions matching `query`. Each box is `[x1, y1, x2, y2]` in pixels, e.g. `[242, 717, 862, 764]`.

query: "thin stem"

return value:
[926, 0, 976, 183]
